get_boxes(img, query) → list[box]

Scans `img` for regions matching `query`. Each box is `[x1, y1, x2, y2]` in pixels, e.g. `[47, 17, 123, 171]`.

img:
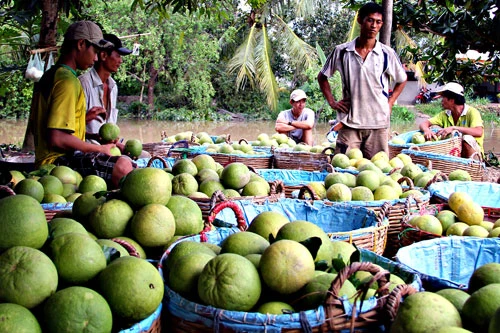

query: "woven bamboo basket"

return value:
[389, 130, 462, 159]
[273, 146, 334, 171]
[402, 147, 485, 181]
[119, 303, 163, 333]
[398, 203, 446, 248]
[202, 151, 273, 169]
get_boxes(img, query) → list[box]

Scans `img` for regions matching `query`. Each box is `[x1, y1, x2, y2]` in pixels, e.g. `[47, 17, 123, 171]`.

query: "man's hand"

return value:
[86, 106, 106, 123]
[331, 98, 351, 113]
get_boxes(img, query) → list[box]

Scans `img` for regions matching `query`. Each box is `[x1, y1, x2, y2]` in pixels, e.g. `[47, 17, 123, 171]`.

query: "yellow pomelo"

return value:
[0, 195, 48, 251]
[130, 203, 176, 248]
[245, 253, 261, 268]
[49, 217, 88, 239]
[330, 241, 357, 266]
[49, 232, 107, 284]
[259, 240, 315, 294]
[50, 165, 77, 185]
[189, 191, 210, 199]
[9, 170, 25, 186]
[400, 189, 424, 199]
[495, 218, 500, 228]
[222, 188, 240, 198]
[416, 215, 443, 235]
[371, 151, 389, 163]
[220, 231, 270, 256]
[331, 153, 351, 169]
[346, 148, 363, 160]
[88, 199, 134, 238]
[400, 163, 423, 180]
[43, 286, 112, 333]
[166, 195, 203, 236]
[396, 153, 413, 166]
[38, 174, 63, 196]
[109, 146, 121, 156]
[351, 186, 375, 201]
[192, 154, 217, 171]
[390, 291, 462, 333]
[356, 170, 380, 191]
[381, 178, 403, 196]
[463, 225, 489, 238]
[0, 246, 58, 309]
[489, 227, 500, 238]
[123, 139, 143, 159]
[168, 252, 214, 301]
[448, 169, 471, 181]
[436, 288, 470, 315]
[480, 221, 494, 232]
[247, 211, 290, 241]
[414, 172, 434, 188]
[455, 202, 484, 225]
[446, 222, 470, 236]
[257, 301, 295, 315]
[198, 253, 261, 311]
[326, 183, 352, 202]
[308, 181, 327, 199]
[14, 178, 44, 202]
[374, 184, 399, 200]
[468, 263, 500, 294]
[436, 210, 457, 234]
[448, 191, 473, 213]
[373, 159, 392, 173]
[462, 283, 500, 332]
[120, 167, 172, 209]
[0, 303, 41, 333]
[343, 173, 357, 188]
[389, 156, 405, 169]
[78, 174, 107, 193]
[99, 123, 120, 142]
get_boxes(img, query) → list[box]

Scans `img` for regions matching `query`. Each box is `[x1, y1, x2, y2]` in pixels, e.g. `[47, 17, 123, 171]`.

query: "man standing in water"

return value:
[275, 89, 315, 146]
[317, 2, 407, 159]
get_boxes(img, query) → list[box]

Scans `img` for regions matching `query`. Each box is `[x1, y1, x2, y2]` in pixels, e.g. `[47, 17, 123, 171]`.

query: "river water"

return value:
[0, 118, 498, 153]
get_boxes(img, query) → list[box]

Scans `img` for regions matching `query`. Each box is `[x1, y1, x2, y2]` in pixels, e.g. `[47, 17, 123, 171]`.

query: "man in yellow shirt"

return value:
[419, 82, 484, 158]
[29, 21, 134, 188]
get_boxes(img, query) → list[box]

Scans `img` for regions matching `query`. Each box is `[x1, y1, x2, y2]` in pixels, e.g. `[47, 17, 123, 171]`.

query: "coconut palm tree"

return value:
[226, 0, 318, 111]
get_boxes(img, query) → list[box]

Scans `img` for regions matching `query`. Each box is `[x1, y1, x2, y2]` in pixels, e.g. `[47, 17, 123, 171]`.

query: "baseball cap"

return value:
[434, 82, 464, 97]
[290, 89, 307, 101]
[64, 21, 109, 48]
[103, 33, 133, 55]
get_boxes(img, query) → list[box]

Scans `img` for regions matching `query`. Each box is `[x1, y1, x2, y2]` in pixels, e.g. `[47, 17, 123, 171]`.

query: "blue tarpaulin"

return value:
[427, 181, 500, 208]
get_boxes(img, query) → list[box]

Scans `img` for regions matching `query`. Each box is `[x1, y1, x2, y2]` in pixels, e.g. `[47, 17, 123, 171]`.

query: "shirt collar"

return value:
[346, 39, 382, 54]
[445, 104, 469, 117]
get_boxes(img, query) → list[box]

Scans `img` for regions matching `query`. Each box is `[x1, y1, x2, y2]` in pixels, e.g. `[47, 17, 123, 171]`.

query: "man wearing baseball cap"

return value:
[28, 21, 134, 188]
[79, 33, 132, 146]
[419, 82, 484, 158]
[275, 89, 316, 146]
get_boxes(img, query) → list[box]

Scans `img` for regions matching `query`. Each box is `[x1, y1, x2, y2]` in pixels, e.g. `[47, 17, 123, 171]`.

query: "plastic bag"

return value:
[45, 52, 55, 71]
[25, 53, 44, 82]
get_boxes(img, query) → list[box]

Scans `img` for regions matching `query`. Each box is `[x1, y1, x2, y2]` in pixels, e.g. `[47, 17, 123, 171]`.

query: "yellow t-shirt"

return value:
[31, 65, 87, 167]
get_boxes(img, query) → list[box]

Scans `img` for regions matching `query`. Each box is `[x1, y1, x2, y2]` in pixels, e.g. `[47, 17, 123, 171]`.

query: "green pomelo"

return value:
[389, 156, 405, 169]
[306, 181, 326, 199]
[397, 153, 413, 166]
[221, 162, 251, 190]
[220, 231, 270, 256]
[124, 139, 143, 159]
[95, 239, 129, 257]
[221, 189, 241, 198]
[172, 172, 198, 196]
[489, 307, 500, 333]
[112, 236, 147, 259]
[65, 192, 81, 202]
[99, 123, 120, 142]
[463, 225, 489, 238]
[88, 199, 134, 238]
[411, 132, 426, 144]
[192, 154, 217, 172]
[38, 175, 63, 196]
[295, 272, 356, 311]
[98, 256, 164, 321]
[71, 191, 106, 224]
[166, 195, 203, 236]
[326, 183, 352, 202]
[356, 170, 380, 191]
[276, 221, 335, 264]
[446, 222, 470, 236]
[189, 191, 210, 199]
[400, 163, 423, 180]
[0, 246, 58, 309]
[120, 167, 172, 208]
[448, 192, 473, 213]
[481, 221, 494, 232]
[49, 217, 88, 239]
[43, 192, 67, 204]
[241, 180, 269, 196]
[489, 227, 500, 238]
[43, 286, 112, 333]
[256, 301, 295, 315]
[416, 215, 443, 235]
[456, 202, 484, 226]
[78, 175, 107, 193]
[0, 195, 48, 251]
[110, 147, 121, 157]
[462, 283, 500, 332]
[415, 173, 434, 188]
[374, 184, 399, 201]
[346, 148, 363, 160]
[172, 159, 198, 176]
[218, 143, 234, 154]
[61, 183, 77, 197]
[495, 219, 500, 228]
[130, 203, 176, 247]
[259, 240, 315, 295]
[436, 210, 457, 234]
[381, 178, 404, 194]
[0, 303, 41, 333]
[371, 151, 390, 163]
[468, 263, 500, 294]
[436, 288, 470, 315]
[389, 172, 404, 182]
[245, 253, 261, 268]
[169, 252, 214, 300]
[198, 253, 261, 311]
[199, 179, 225, 197]
[343, 173, 357, 188]
[325, 173, 346, 189]
[50, 232, 107, 284]
[165, 241, 217, 273]
[330, 241, 357, 266]
[331, 153, 351, 169]
[50, 165, 77, 185]
[400, 189, 424, 199]
[390, 291, 462, 333]
[373, 159, 393, 173]
[196, 168, 219, 184]
[14, 178, 44, 202]
[247, 211, 290, 241]
[351, 186, 375, 201]
[448, 169, 472, 181]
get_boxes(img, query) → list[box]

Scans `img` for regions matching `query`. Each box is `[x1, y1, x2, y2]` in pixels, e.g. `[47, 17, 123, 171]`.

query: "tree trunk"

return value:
[380, 0, 393, 46]
[39, 0, 60, 48]
[147, 64, 158, 110]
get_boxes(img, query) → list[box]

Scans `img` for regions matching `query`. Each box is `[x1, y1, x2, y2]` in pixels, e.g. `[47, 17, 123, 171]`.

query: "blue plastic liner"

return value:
[395, 237, 500, 291]
[41, 202, 73, 211]
[390, 129, 458, 148]
[159, 228, 422, 333]
[119, 303, 162, 333]
[427, 181, 500, 208]
[136, 157, 176, 168]
[256, 169, 330, 187]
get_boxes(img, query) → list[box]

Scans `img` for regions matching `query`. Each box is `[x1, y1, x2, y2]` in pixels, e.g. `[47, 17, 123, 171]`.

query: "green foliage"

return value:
[0, 71, 33, 119]
[391, 105, 415, 124]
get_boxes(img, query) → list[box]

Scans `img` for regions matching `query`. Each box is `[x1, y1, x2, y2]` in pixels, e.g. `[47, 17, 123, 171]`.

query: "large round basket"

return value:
[159, 228, 421, 333]
[389, 130, 462, 159]
[273, 147, 334, 171]
[199, 150, 274, 169]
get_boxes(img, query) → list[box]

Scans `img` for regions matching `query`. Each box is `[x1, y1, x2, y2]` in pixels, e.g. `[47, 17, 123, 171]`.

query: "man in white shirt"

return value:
[275, 89, 315, 146]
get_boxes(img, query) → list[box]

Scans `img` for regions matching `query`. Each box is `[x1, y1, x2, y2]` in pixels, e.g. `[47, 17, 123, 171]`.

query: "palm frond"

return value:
[273, 14, 317, 70]
[316, 42, 327, 66]
[255, 25, 279, 111]
[226, 23, 258, 90]
[346, 11, 359, 42]
[294, 0, 316, 18]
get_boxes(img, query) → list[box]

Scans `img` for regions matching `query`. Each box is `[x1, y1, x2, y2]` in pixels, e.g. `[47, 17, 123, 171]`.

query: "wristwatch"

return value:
[288, 121, 293, 126]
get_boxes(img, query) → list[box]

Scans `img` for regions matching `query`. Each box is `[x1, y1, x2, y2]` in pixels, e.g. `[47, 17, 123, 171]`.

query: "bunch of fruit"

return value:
[163, 210, 410, 314]
[390, 262, 500, 332]
[406, 191, 499, 238]
[99, 123, 143, 159]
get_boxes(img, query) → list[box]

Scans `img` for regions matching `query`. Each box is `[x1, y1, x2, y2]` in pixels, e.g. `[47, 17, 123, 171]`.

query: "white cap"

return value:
[434, 82, 464, 96]
[290, 89, 307, 101]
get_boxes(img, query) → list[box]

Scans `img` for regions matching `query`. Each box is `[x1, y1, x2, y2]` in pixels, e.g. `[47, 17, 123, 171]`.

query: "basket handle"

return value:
[298, 184, 319, 201]
[0, 185, 16, 198]
[166, 140, 190, 157]
[407, 145, 421, 151]
[320, 163, 334, 173]
[269, 180, 285, 196]
[377, 202, 391, 225]
[423, 171, 448, 190]
[239, 138, 249, 144]
[146, 155, 168, 168]
[321, 146, 335, 156]
[450, 129, 462, 138]
[397, 176, 414, 189]
[383, 284, 418, 324]
[111, 238, 141, 258]
[390, 131, 400, 138]
[469, 151, 484, 163]
[160, 131, 168, 140]
[206, 200, 247, 232]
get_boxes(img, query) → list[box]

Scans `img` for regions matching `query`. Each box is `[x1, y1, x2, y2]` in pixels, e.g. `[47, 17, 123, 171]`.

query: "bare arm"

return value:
[317, 72, 350, 113]
[388, 80, 407, 112]
[48, 129, 114, 155]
